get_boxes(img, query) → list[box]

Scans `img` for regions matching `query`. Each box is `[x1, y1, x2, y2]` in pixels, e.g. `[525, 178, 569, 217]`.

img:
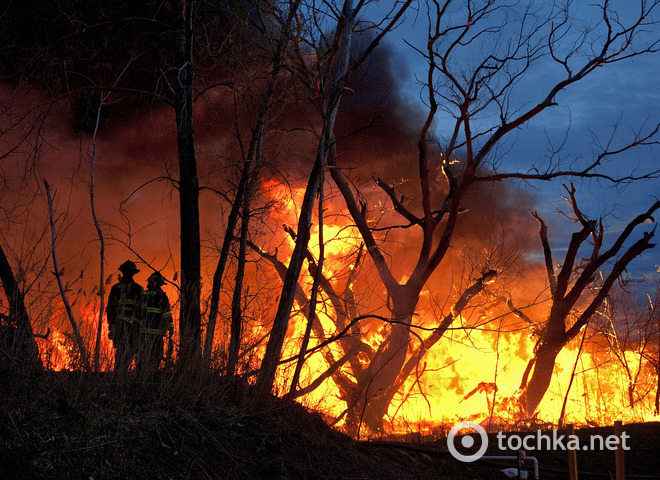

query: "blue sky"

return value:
[373, 0, 660, 280]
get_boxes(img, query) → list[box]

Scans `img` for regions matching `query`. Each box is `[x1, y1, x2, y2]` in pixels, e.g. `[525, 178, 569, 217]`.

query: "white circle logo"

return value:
[447, 421, 488, 462]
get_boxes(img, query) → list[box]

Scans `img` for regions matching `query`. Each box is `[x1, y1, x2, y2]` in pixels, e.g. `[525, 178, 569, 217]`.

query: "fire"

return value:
[388, 326, 657, 433]
[262, 179, 362, 273]
[32, 179, 660, 437]
[38, 329, 75, 371]
[255, 180, 660, 434]
[272, 307, 350, 419]
[37, 305, 113, 371]
[281, 317, 658, 434]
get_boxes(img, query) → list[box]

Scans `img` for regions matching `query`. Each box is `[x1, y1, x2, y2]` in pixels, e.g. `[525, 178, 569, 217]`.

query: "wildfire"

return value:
[256, 180, 660, 434]
[389, 326, 657, 434]
[283, 309, 658, 434]
[37, 305, 113, 371]
[33, 179, 660, 437]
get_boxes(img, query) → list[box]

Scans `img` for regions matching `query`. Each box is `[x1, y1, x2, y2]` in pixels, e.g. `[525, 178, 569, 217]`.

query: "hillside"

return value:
[2, 369, 659, 479]
[0, 369, 455, 479]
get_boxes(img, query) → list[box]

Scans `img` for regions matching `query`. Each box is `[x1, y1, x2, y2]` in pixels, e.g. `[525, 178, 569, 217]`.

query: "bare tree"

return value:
[255, 0, 414, 400]
[89, 94, 107, 372]
[519, 187, 659, 416]
[592, 279, 659, 410]
[325, 0, 660, 432]
[169, 0, 203, 366]
[254, 0, 358, 399]
[0, 241, 41, 368]
[0, 91, 47, 370]
[1, 2, 659, 441]
[248, 213, 501, 434]
[44, 180, 90, 369]
[203, 0, 305, 374]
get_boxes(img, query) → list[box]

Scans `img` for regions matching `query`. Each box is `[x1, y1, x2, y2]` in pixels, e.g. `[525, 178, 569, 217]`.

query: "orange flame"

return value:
[34, 180, 659, 436]
[258, 180, 659, 434]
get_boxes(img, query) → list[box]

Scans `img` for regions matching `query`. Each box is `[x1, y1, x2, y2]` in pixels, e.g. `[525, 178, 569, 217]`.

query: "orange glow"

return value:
[273, 309, 658, 434]
[37, 304, 114, 371]
[257, 181, 659, 434]
[386, 326, 657, 433]
[34, 179, 660, 437]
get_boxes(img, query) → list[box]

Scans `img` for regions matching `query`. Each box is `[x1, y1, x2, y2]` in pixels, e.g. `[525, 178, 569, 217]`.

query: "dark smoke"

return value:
[0, 2, 545, 367]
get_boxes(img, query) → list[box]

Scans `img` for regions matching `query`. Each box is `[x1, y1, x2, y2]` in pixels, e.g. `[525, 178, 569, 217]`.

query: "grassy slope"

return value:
[0, 370, 457, 479]
[2, 369, 659, 479]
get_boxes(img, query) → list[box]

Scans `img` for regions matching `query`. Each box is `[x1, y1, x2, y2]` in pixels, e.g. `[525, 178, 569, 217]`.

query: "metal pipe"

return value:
[481, 455, 540, 479]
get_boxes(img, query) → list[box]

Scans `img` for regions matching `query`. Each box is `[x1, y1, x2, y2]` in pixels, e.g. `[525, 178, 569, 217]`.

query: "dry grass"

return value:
[0, 363, 459, 479]
[3, 360, 659, 479]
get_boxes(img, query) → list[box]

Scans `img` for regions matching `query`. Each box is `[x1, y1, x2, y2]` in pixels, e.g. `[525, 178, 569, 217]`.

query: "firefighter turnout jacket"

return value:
[140, 288, 173, 337]
[106, 279, 144, 340]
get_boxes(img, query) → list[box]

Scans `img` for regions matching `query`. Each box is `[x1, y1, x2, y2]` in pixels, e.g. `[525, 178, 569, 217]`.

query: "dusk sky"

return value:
[377, 0, 660, 280]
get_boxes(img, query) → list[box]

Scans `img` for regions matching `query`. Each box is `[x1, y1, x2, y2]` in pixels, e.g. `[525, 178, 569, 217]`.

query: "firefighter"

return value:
[137, 272, 173, 372]
[106, 260, 143, 371]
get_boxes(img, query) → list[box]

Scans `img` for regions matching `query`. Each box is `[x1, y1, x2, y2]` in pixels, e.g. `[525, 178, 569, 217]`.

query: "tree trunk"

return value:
[0, 241, 41, 368]
[254, 0, 356, 400]
[367, 271, 498, 431]
[519, 340, 563, 416]
[45, 180, 89, 369]
[204, 165, 247, 365]
[520, 201, 659, 417]
[174, 0, 202, 366]
[226, 184, 253, 376]
[204, 2, 302, 367]
[358, 324, 411, 433]
[255, 148, 326, 398]
[90, 95, 106, 372]
[348, 286, 417, 434]
[288, 181, 325, 397]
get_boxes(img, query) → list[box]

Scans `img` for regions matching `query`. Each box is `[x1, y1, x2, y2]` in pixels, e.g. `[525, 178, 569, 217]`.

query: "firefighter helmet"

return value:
[148, 272, 165, 286]
[118, 260, 140, 274]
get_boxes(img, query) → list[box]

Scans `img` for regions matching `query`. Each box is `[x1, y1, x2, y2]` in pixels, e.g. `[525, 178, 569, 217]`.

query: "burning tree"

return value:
[253, 0, 414, 398]
[313, 0, 660, 432]
[590, 277, 660, 412]
[519, 186, 660, 416]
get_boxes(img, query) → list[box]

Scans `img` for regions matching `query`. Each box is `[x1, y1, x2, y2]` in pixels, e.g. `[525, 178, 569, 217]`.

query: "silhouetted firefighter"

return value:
[106, 260, 143, 371]
[138, 272, 173, 372]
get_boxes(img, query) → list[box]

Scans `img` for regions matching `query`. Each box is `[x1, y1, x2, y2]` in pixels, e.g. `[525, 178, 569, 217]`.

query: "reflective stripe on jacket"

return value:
[139, 289, 172, 336]
[118, 297, 140, 324]
[106, 280, 144, 328]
